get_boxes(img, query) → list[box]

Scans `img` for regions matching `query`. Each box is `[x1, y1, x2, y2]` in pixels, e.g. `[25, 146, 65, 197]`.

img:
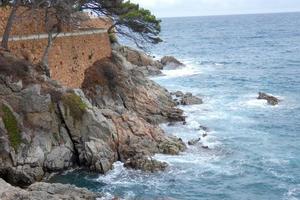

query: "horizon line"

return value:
[159, 10, 300, 19]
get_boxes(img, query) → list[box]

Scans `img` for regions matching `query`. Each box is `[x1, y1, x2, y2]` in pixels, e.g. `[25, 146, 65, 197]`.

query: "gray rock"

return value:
[44, 146, 74, 171]
[188, 138, 201, 146]
[171, 91, 203, 105]
[124, 155, 168, 172]
[0, 178, 98, 200]
[161, 56, 185, 69]
[257, 92, 280, 105]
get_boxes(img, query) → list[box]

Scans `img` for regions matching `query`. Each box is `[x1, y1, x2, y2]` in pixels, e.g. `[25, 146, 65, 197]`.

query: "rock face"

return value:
[257, 92, 280, 105]
[124, 155, 168, 172]
[114, 45, 163, 76]
[161, 56, 185, 69]
[171, 91, 203, 105]
[0, 178, 97, 200]
[0, 48, 186, 187]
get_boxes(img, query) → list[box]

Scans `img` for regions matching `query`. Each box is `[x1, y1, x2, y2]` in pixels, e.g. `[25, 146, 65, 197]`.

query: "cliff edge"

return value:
[0, 47, 186, 190]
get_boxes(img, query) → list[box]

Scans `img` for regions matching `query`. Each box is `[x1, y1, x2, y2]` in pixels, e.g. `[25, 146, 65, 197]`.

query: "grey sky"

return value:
[131, 0, 300, 17]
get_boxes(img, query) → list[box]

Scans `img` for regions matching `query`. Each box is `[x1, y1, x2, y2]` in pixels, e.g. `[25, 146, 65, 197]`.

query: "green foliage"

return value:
[62, 93, 87, 121]
[2, 105, 22, 151]
[109, 33, 118, 43]
[82, 0, 162, 46]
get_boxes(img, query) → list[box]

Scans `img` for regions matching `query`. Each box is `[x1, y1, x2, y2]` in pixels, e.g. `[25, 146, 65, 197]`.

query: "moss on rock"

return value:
[1, 105, 22, 151]
[62, 93, 87, 121]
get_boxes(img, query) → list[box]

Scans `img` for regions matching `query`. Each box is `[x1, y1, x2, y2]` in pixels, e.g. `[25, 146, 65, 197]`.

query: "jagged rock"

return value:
[257, 92, 280, 105]
[171, 91, 184, 97]
[114, 45, 163, 76]
[161, 56, 185, 69]
[188, 138, 201, 146]
[58, 90, 118, 174]
[181, 95, 203, 105]
[0, 48, 187, 189]
[158, 137, 186, 155]
[0, 178, 98, 200]
[83, 52, 185, 125]
[199, 125, 210, 132]
[124, 155, 168, 172]
[171, 91, 203, 105]
[44, 146, 74, 171]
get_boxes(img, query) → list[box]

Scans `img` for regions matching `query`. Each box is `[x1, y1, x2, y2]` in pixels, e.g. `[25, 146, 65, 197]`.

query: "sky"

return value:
[131, 0, 300, 18]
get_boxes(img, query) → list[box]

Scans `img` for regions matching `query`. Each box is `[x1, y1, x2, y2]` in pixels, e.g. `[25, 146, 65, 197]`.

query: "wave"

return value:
[161, 64, 202, 78]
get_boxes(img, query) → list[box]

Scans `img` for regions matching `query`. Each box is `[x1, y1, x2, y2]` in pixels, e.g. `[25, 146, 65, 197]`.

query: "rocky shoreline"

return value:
[0, 45, 200, 199]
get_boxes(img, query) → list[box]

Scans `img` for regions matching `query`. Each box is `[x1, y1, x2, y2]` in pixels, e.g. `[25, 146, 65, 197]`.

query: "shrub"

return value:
[62, 93, 87, 121]
[2, 105, 22, 151]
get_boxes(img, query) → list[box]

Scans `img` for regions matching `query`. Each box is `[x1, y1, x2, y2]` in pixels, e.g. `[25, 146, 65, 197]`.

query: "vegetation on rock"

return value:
[1, 104, 22, 151]
[62, 93, 87, 121]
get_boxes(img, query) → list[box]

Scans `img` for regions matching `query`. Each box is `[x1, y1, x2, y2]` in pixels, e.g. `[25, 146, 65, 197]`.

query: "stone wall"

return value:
[0, 6, 112, 88]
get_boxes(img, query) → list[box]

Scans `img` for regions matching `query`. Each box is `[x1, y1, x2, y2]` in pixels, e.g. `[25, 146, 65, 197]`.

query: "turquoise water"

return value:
[52, 13, 300, 200]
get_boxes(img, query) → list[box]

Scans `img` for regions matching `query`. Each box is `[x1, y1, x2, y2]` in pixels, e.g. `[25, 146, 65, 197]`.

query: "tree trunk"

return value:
[41, 31, 52, 77]
[41, 8, 52, 77]
[1, 0, 20, 49]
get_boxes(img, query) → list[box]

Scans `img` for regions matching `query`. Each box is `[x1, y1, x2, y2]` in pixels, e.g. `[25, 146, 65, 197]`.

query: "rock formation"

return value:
[114, 45, 163, 76]
[0, 47, 186, 189]
[0, 178, 98, 200]
[161, 56, 185, 69]
[171, 91, 203, 105]
[257, 92, 280, 105]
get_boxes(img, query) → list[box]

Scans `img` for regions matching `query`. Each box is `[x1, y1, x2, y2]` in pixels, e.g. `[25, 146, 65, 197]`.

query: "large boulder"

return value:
[0, 178, 98, 200]
[124, 155, 168, 172]
[171, 91, 203, 105]
[83, 52, 185, 124]
[114, 45, 163, 76]
[257, 92, 280, 105]
[161, 56, 185, 69]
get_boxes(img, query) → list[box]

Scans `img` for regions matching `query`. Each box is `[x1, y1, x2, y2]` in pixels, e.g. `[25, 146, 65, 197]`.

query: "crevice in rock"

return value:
[55, 103, 80, 167]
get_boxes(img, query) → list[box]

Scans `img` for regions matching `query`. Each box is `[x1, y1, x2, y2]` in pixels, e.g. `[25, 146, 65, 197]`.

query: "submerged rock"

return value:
[188, 138, 201, 146]
[199, 126, 210, 132]
[257, 92, 280, 105]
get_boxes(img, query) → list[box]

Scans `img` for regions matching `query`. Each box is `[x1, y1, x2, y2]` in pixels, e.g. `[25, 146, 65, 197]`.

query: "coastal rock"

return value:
[171, 91, 203, 105]
[257, 92, 280, 105]
[199, 125, 210, 132]
[161, 56, 185, 69]
[83, 51, 185, 124]
[58, 90, 118, 174]
[0, 178, 98, 200]
[114, 45, 163, 76]
[158, 137, 186, 155]
[124, 155, 168, 172]
[0, 48, 187, 188]
[188, 138, 201, 146]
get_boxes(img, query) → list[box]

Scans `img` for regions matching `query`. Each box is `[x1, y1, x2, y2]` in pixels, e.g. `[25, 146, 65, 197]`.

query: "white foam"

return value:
[284, 185, 300, 200]
[245, 99, 269, 108]
[161, 63, 202, 78]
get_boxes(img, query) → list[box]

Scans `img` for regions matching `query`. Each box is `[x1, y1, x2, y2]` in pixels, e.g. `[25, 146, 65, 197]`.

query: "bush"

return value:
[2, 105, 22, 151]
[62, 93, 87, 121]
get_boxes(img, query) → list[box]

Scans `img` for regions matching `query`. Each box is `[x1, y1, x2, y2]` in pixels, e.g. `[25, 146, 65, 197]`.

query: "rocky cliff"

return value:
[0, 47, 186, 190]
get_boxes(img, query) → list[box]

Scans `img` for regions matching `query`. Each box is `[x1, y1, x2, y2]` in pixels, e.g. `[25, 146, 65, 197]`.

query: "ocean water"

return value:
[51, 13, 300, 200]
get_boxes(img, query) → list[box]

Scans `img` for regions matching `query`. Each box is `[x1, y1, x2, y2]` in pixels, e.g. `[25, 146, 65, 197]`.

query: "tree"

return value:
[81, 0, 162, 48]
[24, 0, 87, 77]
[1, 0, 21, 49]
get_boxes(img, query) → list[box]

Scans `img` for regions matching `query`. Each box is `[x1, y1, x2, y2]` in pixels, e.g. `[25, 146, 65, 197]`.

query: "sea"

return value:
[50, 12, 300, 200]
